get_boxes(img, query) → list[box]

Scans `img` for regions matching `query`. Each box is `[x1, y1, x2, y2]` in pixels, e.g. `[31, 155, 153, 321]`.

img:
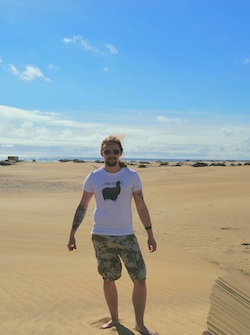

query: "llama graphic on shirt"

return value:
[102, 181, 121, 201]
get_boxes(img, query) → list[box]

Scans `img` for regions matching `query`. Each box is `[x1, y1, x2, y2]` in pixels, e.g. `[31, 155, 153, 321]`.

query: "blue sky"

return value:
[1, 0, 250, 160]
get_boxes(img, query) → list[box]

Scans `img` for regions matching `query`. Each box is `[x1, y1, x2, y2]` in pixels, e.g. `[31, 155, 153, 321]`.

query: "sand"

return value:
[0, 161, 249, 335]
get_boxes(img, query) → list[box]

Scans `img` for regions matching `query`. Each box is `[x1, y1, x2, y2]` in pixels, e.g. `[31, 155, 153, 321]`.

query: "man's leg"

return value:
[100, 280, 120, 329]
[133, 280, 159, 334]
[133, 279, 147, 331]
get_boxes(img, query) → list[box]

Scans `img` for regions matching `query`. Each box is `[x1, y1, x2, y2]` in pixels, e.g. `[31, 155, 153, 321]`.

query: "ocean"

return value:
[0, 155, 245, 163]
[1, 155, 176, 163]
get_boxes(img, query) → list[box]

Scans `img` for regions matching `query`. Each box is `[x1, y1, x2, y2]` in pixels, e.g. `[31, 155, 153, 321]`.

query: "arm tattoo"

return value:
[137, 191, 144, 201]
[72, 203, 87, 231]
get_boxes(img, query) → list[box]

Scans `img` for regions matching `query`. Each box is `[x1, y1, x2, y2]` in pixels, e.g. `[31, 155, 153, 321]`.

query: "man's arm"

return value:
[133, 189, 157, 252]
[67, 191, 93, 251]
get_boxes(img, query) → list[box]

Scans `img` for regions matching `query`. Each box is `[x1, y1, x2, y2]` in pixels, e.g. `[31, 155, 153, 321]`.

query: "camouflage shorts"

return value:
[92, 234, 146, 282]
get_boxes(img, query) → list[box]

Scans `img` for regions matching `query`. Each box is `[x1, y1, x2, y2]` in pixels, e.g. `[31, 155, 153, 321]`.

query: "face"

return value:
[101, 143, 122, 167]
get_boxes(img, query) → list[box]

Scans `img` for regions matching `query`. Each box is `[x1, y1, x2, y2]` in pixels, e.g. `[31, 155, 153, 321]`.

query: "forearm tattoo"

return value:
[137, 191, 144, 201]
[72, 203, 87, 231]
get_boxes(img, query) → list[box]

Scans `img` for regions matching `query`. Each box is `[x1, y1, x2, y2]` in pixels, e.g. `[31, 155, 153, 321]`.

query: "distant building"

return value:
[8, 156, 18, 162]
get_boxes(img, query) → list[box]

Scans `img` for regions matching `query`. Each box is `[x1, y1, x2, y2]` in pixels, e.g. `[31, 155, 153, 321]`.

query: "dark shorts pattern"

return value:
[92, 234, 146, 282]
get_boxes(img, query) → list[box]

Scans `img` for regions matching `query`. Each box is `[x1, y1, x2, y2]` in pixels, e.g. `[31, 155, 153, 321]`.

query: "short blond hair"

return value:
[101, 135, 123, 153]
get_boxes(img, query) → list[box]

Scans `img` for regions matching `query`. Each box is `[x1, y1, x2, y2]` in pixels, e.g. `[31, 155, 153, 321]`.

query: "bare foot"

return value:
[134, 325, 159, 335]
[99, 320, 120, 329]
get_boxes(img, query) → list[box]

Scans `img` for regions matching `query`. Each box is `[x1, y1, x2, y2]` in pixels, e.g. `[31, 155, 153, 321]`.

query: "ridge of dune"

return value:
[203, 271, 250, 335]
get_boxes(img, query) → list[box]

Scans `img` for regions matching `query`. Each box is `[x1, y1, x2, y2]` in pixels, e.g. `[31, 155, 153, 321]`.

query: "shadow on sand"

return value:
[115, 324, 136, 335]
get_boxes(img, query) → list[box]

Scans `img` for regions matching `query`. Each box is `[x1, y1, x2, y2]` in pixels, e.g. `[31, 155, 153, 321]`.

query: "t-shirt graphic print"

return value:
[102, 181, 121, 201]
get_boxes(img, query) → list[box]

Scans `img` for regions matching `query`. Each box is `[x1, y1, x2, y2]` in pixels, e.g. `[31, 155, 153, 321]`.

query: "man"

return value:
[67, 135, 158, 335]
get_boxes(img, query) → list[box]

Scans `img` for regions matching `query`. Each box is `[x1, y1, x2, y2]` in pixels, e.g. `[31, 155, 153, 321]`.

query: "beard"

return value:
[106, 158, 119, 167]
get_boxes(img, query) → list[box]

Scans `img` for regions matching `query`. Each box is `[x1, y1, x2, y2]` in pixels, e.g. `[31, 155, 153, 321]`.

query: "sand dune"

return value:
[0, 161, 249, 335]
[204, 271, 250, 335]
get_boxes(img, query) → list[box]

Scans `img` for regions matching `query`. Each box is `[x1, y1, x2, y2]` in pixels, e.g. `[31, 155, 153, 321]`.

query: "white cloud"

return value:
[105, 44, 118, 55]
[48, 63, 60, 71]
[63, 35, 118, 55]
[0, 105, 110, 143]
[0, 105, 250, 160]
[9, 64, 19, 75]
[243, 58, 250, 64]
[63, 35, 100, 53]
[1, 144, 13, 147]
[63, 37, 75, 44]
[157, 116, 187, 124]
[8, 64, 50, 81]
[221, 127, 235, 137]
[20, 65, 48, 81]
[0, 105, 59, 123]
[63, 35, 103, 54]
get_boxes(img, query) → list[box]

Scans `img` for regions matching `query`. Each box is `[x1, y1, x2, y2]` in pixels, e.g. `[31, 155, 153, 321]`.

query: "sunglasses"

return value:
[103, 149, 120, 155]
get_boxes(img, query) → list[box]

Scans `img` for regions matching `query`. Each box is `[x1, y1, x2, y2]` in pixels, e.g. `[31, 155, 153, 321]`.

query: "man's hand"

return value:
[68, 236, 77, 251]
[148, 236, 157, 253]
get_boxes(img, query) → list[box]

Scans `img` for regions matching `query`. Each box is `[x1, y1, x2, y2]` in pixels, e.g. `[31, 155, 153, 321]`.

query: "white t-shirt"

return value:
[83, 167, 142, 236]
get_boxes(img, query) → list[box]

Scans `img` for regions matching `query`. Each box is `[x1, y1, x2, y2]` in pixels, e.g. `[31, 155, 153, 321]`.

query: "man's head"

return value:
[100, 136, 126, 168]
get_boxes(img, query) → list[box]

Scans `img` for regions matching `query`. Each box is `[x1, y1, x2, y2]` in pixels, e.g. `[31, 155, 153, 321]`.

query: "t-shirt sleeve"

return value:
[82, 172, 94, 192]
[132, 171, 143, 192]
